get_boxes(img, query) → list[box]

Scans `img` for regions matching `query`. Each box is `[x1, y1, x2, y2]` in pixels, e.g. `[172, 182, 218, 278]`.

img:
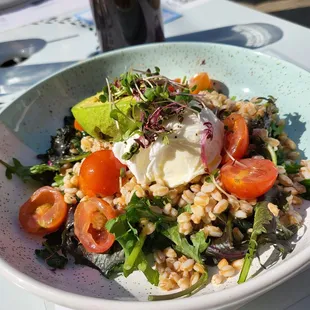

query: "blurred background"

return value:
[234, 0, 310, 28]
[1, 0, 310, 28]
[0, 0, 309, 105]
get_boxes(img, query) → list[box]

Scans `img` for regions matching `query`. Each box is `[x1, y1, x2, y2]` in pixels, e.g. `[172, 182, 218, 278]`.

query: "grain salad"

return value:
[1, 68, 309, 300]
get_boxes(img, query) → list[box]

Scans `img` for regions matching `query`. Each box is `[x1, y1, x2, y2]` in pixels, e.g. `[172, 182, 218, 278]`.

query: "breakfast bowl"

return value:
[0, 42, 309, 310]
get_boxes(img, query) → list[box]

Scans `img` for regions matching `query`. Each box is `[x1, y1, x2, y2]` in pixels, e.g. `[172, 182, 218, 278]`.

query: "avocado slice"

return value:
[72, 93, 136, 140]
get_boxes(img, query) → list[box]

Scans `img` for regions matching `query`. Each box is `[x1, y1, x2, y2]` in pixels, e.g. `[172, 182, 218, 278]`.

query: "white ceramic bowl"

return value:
[0, 43, 309, 310]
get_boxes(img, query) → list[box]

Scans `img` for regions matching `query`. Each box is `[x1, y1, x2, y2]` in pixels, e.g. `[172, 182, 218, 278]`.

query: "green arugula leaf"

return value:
[300, 179, 310, 200]
[30, 164, 59, 174]
[269, 121, 284, 138]
[161, 225, 207, 263]
[106, 194, 171, 285]
[125, 193, 173, 224]
[191, 231, 210, 254]
[122, 142, 140, 160]
[238, 202, 273, 283]
[0, 158, 32, 182]
[285, 162, 302, 174]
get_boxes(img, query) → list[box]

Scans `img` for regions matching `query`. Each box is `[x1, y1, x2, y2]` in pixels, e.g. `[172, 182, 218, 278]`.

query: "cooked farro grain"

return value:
[211, 274, 225, 285]
[219, 265, 235, 278]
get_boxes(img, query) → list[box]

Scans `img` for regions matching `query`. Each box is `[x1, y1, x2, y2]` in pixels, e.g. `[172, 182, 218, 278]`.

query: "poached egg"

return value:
[112, 107, 224, 188]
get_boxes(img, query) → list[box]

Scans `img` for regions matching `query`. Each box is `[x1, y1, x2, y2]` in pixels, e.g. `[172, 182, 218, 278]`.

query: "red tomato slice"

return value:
[74, 120, 84, 131]
[79, 150, 126, 197]
[222, 113, 249, 164]
[19, 186, 68, 234]
[74, 197, 117, 253]
[220, 158, 278, 199]
[189, 72, 212, 94]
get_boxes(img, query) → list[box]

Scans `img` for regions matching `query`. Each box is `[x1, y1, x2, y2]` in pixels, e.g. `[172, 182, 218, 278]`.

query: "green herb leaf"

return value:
[178, 204, 192, 214]
[144, 88, 156, 101]
[238, 202, 273, 283]
[161, 225, 207, 263]
[300, 179, 310, 200]
[122, 142, 140, 160]
[191, 85, 197, 92]
[285, 162, 302, 174]
[30, 164, 59, 174]
[276, 149, 285, 165]
[0, 158, 32, 182]
[53, 174, 64, 187]
[99, 94, 107, 103]
[125, 193, 173, 225]
[190, 231, 210, 254]
[57, 153, 90, 165]
[269, 121, 284, 138]
[106, 202, 159, 285]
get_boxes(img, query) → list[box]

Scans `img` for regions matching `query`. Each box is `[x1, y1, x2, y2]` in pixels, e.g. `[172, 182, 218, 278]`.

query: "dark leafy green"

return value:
[35, 243, 68, 269]
[285, 163, 302, 174]
[300, 179, 310, 200]
[260, 186, 290, 211]
[269, 121, 284, 138]
[60, 207, 126, 278]
[205, 215, 248, 262]
[35, 231, 68, 269]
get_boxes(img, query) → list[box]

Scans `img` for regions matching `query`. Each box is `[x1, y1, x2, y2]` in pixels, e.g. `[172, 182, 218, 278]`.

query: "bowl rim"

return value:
[1, 42, 310, 310]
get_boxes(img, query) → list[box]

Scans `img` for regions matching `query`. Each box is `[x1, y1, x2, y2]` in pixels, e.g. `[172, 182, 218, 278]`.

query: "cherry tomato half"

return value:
[19, 186, 68, 234]
[222, 113, 249, 164]
[220, 158, 278, 199]
[189, 72, 212, 94]
[79, 150, 126, 197]
[74, 120, 84, 131]
[74, 197, 117, 253]
[168, 78, 182, 92]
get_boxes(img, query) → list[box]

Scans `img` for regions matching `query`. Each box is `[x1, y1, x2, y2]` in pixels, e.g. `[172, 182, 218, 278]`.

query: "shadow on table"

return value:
[167, 23, 283, 49]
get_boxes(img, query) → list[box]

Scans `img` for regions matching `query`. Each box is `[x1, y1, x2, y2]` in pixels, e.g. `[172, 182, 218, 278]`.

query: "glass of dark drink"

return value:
[89, 0, 165, 52]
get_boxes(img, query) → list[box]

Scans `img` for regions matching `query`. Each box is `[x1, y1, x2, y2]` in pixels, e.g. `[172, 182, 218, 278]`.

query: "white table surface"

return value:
[1, 0, 310, 309]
